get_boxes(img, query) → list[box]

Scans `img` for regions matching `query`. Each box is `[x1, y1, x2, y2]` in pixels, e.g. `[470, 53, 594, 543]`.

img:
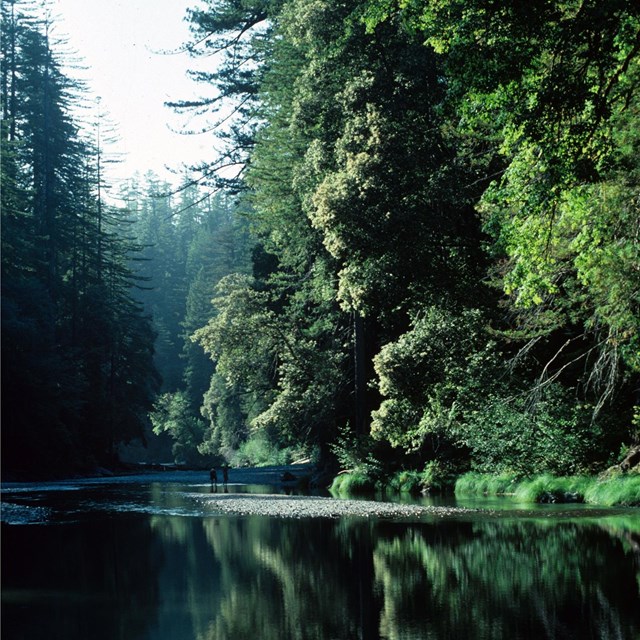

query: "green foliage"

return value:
[170, 0, 639, 479]
[360, 0, 640, 468]
[480, 134, 640, 374]
[230, 431, 297, 468]
[384, 462, 459, 495]
[397, 0, 639, 377]
[460, 384, 628, 475]
[386, 470, 422, 494]
[194, 274, 278, 387]
[633, 406, 640, 438]
[150, 391, 212, 466]
[194, 267, 346, 461]
[329, 423, 386, 494]
[511, 475, 588, 503]
[584, 475, 640, 507]
[331, 423, 376, 470]
[124, 182, 253, 465]
[454, 472, 522, 497]
[304, 10, 483, 321]
[371, 307, 497, 452]
[371, 303, 625, 475]
[419, 460, 460, 493]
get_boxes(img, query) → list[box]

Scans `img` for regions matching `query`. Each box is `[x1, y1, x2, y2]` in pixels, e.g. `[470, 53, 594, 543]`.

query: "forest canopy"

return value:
[2, 0, 638, 479]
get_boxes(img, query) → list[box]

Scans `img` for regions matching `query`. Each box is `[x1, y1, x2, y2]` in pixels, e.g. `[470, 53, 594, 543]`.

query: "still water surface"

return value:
[2, 469, 639, 640]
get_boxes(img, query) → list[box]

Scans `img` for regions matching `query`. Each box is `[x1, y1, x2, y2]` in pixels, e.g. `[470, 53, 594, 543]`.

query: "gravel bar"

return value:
[191, 493, 477, 519]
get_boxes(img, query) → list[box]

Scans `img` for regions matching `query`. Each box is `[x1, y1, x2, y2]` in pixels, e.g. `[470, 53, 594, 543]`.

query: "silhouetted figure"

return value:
[210, 468, 218, 491]
[222, 464, 229, 486]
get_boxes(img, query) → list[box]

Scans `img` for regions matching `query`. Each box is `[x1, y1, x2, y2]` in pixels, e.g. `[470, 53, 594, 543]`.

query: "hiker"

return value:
[210, 468, 218, 490]
[222, 464, 229, 486]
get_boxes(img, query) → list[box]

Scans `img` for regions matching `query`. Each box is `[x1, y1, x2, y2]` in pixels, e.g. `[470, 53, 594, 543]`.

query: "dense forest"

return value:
[2, 0, 639, 482]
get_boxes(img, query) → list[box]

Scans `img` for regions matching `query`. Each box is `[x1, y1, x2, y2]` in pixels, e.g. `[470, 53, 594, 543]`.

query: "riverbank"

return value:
[330, 468, 640, 507]
[454, 472, 640, 506]
[1, 460, 319, 486]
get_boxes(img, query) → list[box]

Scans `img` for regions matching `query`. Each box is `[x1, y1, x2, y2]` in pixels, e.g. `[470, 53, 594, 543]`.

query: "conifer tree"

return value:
[1, 2, 159, 474]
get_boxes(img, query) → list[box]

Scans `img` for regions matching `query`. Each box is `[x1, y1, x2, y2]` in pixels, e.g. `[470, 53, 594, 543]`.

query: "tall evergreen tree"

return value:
[1, 3, 159, 475]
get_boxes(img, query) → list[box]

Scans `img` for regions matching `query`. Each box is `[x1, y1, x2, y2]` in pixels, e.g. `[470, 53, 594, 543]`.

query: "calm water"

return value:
[2, 470, 639, 640]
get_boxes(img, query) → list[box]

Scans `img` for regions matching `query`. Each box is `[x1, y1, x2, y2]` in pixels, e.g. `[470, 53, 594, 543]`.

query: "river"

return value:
[1, 468, 639, 640]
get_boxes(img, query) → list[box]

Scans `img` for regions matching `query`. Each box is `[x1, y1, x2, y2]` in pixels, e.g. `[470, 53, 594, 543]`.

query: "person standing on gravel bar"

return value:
[210, 468, 218, 491]
[222, 464, 229, 486]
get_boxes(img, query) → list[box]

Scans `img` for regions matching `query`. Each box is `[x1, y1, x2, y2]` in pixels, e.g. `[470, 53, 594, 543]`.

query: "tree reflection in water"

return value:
[149, 515, 377, 640]
[145, 515, 639, 640]
[372, 519, 640, 639]
[2, 516, 164, 640]
[2, 495, 639, 640]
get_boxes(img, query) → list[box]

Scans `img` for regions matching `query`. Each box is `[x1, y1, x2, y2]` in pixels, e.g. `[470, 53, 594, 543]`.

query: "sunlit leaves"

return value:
[371, 307, 492, 451]
[362, 1, 640, 391]
[480, 125, 640, 372]
[194, 270, 346, 450]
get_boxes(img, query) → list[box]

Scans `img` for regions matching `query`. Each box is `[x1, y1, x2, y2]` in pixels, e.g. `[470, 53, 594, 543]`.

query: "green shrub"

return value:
[150, 391, 211, 466]
[513, 475, 590, 502]
[230, 432, 294, 467]
[460, 384, 624, 476]
[330, 470, 377, 495]
[329, 474, 346, 493]
[420, 460, 459, 493]
[384, 461, 460, 495]
[388, 470, 422, 494]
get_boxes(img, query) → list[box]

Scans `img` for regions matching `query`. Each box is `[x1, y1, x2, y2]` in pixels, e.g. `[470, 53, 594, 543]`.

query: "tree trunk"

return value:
[354, 312, 367, 435]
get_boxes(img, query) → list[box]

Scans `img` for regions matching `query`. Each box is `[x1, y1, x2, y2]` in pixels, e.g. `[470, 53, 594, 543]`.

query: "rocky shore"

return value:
[193, 492, 475, 519]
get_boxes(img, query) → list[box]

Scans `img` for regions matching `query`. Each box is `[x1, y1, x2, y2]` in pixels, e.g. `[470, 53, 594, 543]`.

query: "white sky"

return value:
[51, 0, 213, 194]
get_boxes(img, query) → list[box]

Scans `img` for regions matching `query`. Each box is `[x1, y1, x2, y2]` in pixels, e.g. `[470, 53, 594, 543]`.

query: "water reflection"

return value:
[143, 516, 371, 640]
[2, 516, 163, 640]
[2, 480, 639, 640]
[372, 520, 640, 639]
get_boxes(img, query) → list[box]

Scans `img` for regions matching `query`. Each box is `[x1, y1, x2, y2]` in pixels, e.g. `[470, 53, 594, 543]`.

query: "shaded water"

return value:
[2, 470, 639, 640]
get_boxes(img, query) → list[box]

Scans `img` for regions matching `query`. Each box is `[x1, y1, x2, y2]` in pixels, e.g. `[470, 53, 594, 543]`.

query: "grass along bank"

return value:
[330, 461, 458, 497]
[454, 472, 640, 507]
[330, 467, 640, 507]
